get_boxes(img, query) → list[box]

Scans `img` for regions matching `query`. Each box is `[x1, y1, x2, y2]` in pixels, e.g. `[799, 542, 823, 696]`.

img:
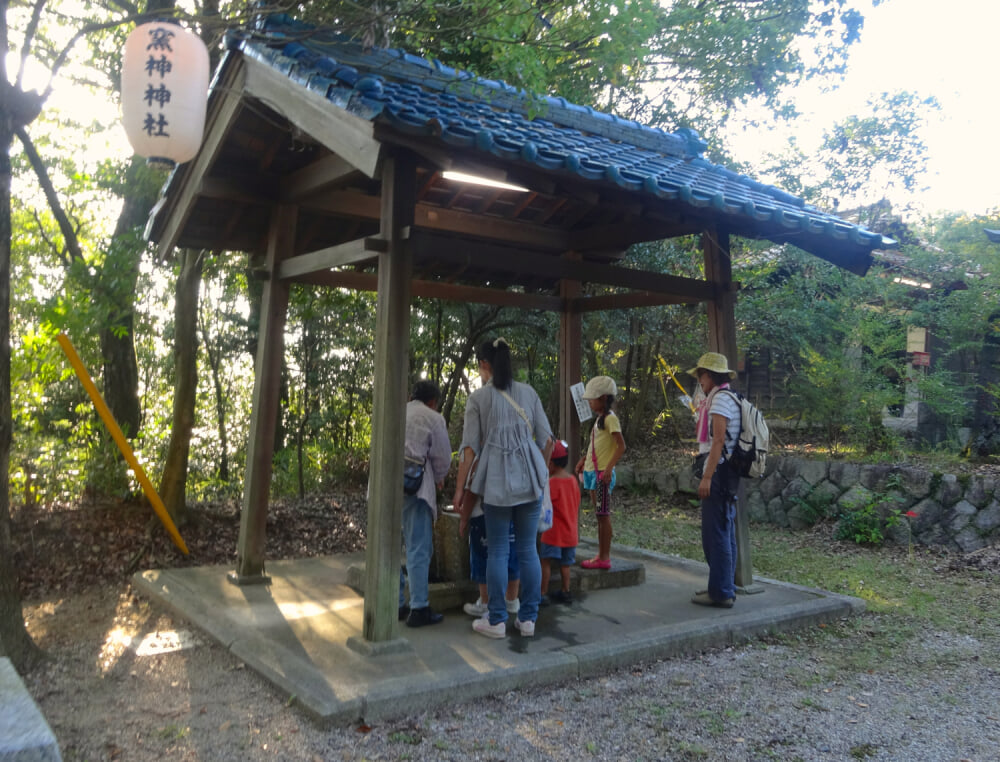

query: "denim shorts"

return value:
[539, 542, 576, 566]
[468, 515, 519, 584]
[582, 468, 616, 492]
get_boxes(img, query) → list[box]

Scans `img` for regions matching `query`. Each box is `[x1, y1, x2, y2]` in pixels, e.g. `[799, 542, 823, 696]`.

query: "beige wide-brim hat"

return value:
[582, 375, 617, 398]
[687, 352, 736, 379]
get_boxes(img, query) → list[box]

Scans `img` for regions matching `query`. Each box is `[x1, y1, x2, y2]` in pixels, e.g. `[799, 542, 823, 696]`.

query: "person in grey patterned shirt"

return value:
[398, 380, 453, 627]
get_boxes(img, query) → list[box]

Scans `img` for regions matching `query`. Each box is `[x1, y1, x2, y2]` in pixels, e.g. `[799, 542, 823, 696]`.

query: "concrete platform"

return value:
[0, 657, 62, 762]
[347, 555, 646, 612]
[132, 540, 864, 726]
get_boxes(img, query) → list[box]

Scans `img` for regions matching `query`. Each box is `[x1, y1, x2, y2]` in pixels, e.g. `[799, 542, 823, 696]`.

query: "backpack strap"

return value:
[719, 389, 743, 442]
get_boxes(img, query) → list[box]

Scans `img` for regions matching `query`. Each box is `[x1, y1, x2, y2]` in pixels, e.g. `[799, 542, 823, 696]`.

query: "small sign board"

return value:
[912, 351, 930, 367]
[907, 326, 927, 353]
[571, 382, 593, 422]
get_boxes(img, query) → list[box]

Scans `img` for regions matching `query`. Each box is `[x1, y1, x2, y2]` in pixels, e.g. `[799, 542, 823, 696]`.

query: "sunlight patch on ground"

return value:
[277, 598, 361, 621]
[133, 629, 201, 656]
[102, 628, 200, 666]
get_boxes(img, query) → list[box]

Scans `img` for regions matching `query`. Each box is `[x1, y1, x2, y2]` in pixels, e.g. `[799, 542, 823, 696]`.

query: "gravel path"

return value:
[23, 586, 1000, 761]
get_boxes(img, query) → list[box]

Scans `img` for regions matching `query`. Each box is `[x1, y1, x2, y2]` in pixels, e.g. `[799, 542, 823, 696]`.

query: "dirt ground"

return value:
[15, 492, 370, 761]
[11, 455, 1000, 760]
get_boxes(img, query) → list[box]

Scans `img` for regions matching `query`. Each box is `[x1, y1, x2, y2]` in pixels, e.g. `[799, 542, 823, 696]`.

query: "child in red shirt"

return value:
[540, 439, 581, 604]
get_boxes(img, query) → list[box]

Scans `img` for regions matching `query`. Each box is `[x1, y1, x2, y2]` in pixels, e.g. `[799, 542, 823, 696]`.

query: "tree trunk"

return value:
[158, 249, 203, 526]
[200, 305, 229, 482]
[102, 159, 161, 438]
[622, 315, 637, 437]
[295, 298, 318, 499]
[440, 336, 478, 425]
[0, 88, 41, 668]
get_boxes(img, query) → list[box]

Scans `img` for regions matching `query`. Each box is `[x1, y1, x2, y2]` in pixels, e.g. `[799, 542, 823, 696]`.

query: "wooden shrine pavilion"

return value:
[145, 15, 896, 646]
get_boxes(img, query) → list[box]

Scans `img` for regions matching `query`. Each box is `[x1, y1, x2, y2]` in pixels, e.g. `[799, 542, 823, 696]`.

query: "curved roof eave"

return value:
[193, 16, 896, 273]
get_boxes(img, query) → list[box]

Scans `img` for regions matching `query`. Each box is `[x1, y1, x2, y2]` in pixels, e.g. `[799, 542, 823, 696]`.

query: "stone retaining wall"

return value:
[617, 457, 1000, 552]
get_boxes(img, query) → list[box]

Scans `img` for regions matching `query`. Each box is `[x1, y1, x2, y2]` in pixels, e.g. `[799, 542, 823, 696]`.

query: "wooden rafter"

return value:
[154, 60, 247, 259]
[243, 55, 382, 178]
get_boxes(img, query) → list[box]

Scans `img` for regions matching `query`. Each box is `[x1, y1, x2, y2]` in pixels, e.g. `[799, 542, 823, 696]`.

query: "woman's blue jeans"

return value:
[701, 466, 738, 602]
[483, 497, 542, 625]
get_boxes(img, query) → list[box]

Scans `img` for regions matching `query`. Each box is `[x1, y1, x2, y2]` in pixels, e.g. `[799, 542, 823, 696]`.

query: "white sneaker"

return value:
[514, 618, 535, 637]
[505, 597, 520, 615]
[472, 617, 506, 639]
[463, 598, 488, 617]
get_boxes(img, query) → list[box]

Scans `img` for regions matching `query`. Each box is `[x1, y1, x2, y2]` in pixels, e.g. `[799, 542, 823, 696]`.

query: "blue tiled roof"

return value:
[232, 15, 895, 269]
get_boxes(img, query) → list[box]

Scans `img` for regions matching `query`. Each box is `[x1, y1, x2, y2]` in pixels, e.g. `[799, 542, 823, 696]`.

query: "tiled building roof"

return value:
[227, 15, 895, 273]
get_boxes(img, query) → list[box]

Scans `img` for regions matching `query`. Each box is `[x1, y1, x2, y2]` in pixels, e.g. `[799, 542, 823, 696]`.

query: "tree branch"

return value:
[15, 126, 84, 264]
[17, 0, 48, 91]
[42, 10, 179, 103]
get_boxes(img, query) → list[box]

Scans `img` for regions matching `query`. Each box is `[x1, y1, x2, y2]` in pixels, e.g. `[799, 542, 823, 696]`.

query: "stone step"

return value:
[0, 657, 62, 762]
[348, 553, 644, 614]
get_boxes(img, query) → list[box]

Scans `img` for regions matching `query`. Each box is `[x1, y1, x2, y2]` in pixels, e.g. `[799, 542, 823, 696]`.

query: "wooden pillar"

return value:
[702, 228, 755, 590]
[558, 252, 583, 464]
[362, 151, 415, 643]
[703, 228, 737, 364]
[232, 204, 295, 583]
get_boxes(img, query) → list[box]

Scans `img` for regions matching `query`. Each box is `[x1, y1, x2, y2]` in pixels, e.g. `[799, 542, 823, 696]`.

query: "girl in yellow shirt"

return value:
[574, 376, 626, 570]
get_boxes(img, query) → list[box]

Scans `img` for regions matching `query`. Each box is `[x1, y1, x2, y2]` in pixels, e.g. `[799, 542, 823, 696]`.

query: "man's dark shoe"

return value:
[690, 592, 735, 608]
[398, 605, 410, 621]
[406, 606, 444, 627]
[551, 589, 573, 605]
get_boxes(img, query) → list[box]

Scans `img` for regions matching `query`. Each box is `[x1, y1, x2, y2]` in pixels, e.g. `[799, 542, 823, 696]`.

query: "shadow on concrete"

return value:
[132, 540, 863, 726]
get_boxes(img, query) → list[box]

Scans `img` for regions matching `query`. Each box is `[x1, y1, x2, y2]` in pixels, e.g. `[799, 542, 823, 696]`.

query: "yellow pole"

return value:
[56, 332, 189, 555]
[658, 356, 696, 412]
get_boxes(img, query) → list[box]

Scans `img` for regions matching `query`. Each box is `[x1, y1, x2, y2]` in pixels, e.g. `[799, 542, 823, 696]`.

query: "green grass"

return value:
[155, 724, 189, 741]
[600, 491, 1000, 676]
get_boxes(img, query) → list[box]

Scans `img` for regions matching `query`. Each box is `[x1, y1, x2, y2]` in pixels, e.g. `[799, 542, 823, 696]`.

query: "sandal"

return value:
[581, 558, 611, 570]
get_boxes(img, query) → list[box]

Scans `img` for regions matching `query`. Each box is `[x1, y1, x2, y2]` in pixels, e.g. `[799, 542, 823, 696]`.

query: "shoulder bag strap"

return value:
[590, 421, 600, 471]
[498, 388, 531, 427]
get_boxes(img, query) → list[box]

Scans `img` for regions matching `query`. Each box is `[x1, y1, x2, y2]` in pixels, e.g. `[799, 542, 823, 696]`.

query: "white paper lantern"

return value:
[121, 21, 209, 169]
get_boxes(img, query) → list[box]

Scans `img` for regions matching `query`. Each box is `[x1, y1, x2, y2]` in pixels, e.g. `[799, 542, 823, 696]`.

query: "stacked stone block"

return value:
[619, 457, 1000, 552]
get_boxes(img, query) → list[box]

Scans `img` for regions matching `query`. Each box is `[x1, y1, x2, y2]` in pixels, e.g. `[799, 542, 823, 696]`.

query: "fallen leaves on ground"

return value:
[11, 490, 368, 601]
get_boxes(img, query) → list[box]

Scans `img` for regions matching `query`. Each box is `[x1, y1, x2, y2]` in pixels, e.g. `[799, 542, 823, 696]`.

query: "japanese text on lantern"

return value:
[141, 27, 175, 138]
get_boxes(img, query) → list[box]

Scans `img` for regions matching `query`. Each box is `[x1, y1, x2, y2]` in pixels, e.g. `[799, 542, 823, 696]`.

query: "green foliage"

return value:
[815, 91, 939, 212]
[789, 489, 835, 527]
[737, 247, 910, 455]
[5, 0, 999, 514]
[834, 474, 906, 545]
[301, 0, 866, 148]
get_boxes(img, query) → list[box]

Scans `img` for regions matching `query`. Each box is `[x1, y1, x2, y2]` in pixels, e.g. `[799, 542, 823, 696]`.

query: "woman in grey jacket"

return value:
[454, 338, 554, 639]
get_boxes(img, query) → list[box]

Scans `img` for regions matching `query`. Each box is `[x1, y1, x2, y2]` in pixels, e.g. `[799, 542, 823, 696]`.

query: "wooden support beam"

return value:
[559, 253, 583, 465]
[243, 55, 382, 178]
[153, 60, 246, 259]
[410, 232, 714, 300]
[280, 153, 361, 201]
[277, 237, 386, 280]
[302, 190, 571, 251]
[703, 229, 737, 365]
[291, 269, 564, 311]
[232, 204, 296, 583]
[572, 289, 712, 312]
[702, 228, 755, 590]
[199, 176, 277, 205]
[362, 151, 416, 643]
